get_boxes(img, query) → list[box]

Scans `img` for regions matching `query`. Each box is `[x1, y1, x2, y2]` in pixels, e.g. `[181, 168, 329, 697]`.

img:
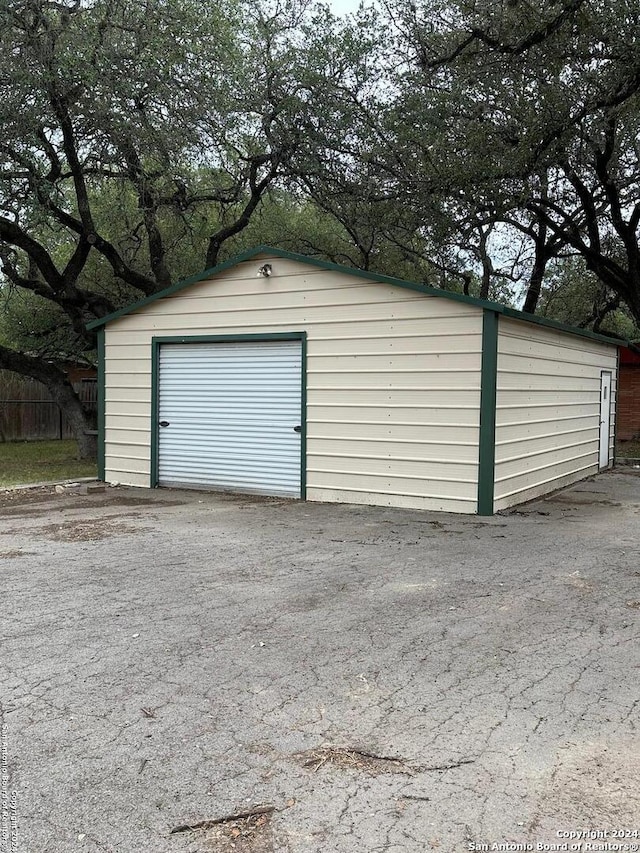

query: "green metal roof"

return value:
[86, 245, 623, 346]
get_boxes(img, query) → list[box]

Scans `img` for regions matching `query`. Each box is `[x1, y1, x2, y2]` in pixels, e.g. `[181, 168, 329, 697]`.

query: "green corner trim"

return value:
[150, 341, 160, 487]
[613, 349, 620, 466]
[86, 245, 624, 348]
[150, 332, 307, 498]
[478, 310, 499, 516]
[97, 328, 105, 481]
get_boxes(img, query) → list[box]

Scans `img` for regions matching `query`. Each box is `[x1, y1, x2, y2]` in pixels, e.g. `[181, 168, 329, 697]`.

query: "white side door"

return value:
[599, 371, 612, 469]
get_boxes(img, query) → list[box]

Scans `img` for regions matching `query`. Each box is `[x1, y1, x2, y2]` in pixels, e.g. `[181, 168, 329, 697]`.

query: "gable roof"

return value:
[87, 245, 623, 346]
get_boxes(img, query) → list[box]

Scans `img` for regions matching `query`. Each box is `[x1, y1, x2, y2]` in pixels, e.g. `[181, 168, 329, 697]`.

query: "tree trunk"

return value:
[49, 380, 97, 460]
[476, 226, 493, 300]
[523, 253, 546, 314]
[523, 215, 549, 315]
[0, 345, 97, 460]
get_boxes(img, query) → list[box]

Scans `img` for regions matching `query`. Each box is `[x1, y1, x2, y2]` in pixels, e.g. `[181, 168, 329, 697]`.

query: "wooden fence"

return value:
[0, 370, 97, 442]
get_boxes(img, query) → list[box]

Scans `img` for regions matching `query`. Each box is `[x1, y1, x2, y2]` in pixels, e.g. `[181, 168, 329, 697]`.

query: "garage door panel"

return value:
[161, 464, 298, 481]
[160, 428, 298, 443]
[159, 448, 301, 464]
[159, 393, 301, 405]
[158, 340, 302, 497]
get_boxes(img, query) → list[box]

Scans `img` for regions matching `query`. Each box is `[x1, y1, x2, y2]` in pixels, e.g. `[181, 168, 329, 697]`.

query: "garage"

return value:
[90, 246, 620, 515]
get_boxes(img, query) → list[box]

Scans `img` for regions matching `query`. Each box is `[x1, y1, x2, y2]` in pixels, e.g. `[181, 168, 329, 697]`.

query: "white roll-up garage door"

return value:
[157, 339, 303, 496]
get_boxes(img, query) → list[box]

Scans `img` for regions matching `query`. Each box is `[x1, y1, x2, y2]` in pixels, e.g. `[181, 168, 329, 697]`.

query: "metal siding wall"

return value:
[103, 256, 484, 512]
[156, 341, 302, 496]
[494, 318, 618, 511]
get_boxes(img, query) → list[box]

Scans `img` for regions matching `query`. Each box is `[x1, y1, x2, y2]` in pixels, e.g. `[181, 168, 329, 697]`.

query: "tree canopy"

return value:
[380, 0, 640, 320]
[0, 0, 376, 452]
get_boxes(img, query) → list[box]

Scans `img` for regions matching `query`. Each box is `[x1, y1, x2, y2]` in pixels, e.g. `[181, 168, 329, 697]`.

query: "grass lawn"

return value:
[0, 440, 97, 488]
[617, 438, 640, 458]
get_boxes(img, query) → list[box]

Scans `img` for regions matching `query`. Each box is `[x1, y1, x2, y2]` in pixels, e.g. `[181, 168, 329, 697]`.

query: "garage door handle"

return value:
[159, 421, 170, 428]
[293, 425, 302, 433]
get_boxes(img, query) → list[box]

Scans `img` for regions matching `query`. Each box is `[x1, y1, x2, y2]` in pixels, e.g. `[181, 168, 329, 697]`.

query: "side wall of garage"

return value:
[493, 317, 618, 511]
[103, 255, 484, 513]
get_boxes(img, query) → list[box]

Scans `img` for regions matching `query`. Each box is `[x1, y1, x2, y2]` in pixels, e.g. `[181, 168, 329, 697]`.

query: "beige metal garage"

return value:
[89, 246, 620, 515]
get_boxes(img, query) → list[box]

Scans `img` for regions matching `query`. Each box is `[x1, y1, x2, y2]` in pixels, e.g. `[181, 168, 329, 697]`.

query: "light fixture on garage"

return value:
[257, 263, 272, 278]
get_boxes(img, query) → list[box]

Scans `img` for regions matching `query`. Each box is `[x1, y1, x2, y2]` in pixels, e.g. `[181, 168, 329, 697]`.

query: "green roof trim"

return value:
[86, 245, 624, 347]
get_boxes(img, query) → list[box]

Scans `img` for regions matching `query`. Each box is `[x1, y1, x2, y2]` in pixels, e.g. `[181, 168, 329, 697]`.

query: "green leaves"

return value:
[372, 0, 640, 321]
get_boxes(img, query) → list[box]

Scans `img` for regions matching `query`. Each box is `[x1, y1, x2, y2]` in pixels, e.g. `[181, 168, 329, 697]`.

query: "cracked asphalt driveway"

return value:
[1, 470, 639, 853]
